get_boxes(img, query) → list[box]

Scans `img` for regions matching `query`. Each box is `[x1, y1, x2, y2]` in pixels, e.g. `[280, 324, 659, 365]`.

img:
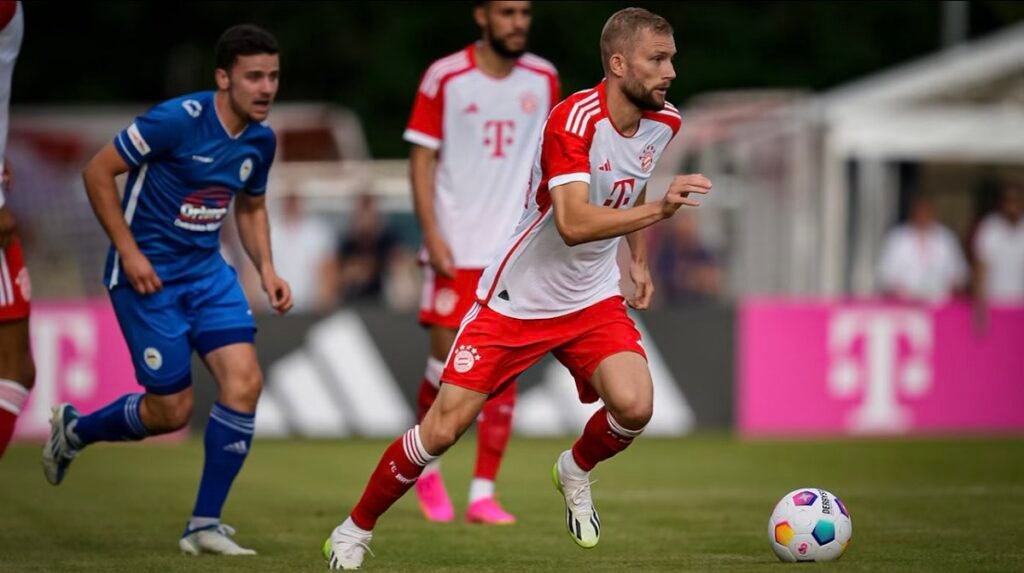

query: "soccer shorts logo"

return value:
[452, 345, 480, 373]
[239, 158, 254, 183]
[16, 267, 30, 302]
[434, 287, 458, 317]
[143, 347, 163, 371]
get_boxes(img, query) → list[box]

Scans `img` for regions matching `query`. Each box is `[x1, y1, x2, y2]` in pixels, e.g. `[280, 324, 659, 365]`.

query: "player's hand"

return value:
[0, 207, 16, 249]
[661, 174, 712, 217]
[122, 251, 163, 295]
[628, 259, 654, 310]
[424, 231, 455, 279]
[1, 160, 12, 192]
[262, 269, 293, 315]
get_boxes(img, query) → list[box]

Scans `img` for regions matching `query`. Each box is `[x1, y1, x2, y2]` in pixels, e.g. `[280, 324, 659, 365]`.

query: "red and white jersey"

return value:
[0, 1, 22, 182]
[477, 81, 681, 319]
[404, 44, 559, 268]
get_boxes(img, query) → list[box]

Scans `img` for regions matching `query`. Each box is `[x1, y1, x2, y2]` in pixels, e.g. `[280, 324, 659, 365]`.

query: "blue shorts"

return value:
[109, 263, 256, 395]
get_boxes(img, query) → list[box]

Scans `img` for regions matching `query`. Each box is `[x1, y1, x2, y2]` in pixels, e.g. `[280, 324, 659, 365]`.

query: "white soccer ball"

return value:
[768, 488, 852, 562]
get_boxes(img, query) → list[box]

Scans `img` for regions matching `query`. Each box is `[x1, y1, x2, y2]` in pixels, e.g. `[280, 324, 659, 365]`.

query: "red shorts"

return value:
[419, 267, 484, 330]
[0, 238, 31, 321]
[442, 296, 647, 403]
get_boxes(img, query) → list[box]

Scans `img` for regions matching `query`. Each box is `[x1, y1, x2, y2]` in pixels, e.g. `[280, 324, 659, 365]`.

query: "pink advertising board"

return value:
[739, 300, 1024, 436]
[14, 300, 185, 440]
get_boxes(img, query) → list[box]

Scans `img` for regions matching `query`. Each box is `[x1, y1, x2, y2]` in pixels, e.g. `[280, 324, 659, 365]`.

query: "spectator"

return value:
[974, 183, 1024, 304]
[269, 192, 335, 312]
[324, 193, 401, 305]
[652, 210, 722, 305]
[878, 194, 967, 303]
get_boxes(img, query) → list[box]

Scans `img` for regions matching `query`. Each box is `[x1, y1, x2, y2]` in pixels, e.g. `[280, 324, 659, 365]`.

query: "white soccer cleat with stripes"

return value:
[179, 523, 257, 556]
[323, 525, 374, 570]
[552, 451, 601, 549]
[41, 404, 81, 486]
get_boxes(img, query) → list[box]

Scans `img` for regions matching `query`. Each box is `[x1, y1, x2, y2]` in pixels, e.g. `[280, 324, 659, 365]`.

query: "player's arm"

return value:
[550, 174, 711, 246]
[82, 143, 163, 294]
[234, 192, 292, 315]
[410, 144, 454, 278]
[625, 186, 654, 310]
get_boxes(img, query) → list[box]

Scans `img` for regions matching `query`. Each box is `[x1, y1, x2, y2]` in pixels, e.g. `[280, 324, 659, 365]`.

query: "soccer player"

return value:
[0, 0, 31, 461]
[42, 24, 291, 556]
[324, 8, 711, 569]
[405, 0, 558, 524]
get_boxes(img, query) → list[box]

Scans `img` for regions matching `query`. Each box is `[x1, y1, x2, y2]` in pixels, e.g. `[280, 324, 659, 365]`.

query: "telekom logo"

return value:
[604, 178, 636, 209]
[483, 120, 515, 158]
[827, 309, 933, 433]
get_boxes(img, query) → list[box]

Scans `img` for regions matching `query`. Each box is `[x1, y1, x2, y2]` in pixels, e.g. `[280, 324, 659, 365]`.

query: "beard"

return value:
[487, 25, 527, 59]
[622, 75, 666, 112]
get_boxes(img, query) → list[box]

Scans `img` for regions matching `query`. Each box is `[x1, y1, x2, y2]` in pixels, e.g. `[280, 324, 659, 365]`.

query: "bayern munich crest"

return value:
[434, 287, 458, 317]
[453, 345, 480, 373]
[640, 144, 656, 173]
[520, 91, 539, 114]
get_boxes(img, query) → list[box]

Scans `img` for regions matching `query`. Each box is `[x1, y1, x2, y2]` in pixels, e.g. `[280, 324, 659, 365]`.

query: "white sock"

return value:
[421, 458, 442, 476]
[558, 450, 589, 481]
[0, 379, 29, 416]
[468, 478, 495, 503]
[340, 516, 372, 538]
[188, 516, 219, 531]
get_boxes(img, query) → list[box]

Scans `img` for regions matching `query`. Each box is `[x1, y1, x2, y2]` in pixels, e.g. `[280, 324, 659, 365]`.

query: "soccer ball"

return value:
[768, 488, 852, 562]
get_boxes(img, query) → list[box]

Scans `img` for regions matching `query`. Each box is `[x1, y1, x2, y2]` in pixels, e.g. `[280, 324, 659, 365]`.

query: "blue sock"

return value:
[70, 394, 148, 448]
[190, 402, 255, 523]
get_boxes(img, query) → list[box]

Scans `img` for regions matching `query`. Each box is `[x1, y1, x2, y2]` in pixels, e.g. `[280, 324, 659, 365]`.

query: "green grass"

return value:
[2, 436, 1023, 572]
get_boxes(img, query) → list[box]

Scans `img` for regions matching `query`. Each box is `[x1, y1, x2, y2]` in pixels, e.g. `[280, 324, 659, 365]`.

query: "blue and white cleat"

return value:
[552, 451, 601, 549]
[180, 523, 257, 556]
[323, 524, 373, 570]
[41, 404, 80, 486]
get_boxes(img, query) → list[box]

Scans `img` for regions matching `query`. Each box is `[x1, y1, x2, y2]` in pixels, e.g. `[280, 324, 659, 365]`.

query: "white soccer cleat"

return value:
[552, 451, 601, 549]
[42, 404, 81, 486]
[323, 525, 374, 570]
[179, 523, 257, 556]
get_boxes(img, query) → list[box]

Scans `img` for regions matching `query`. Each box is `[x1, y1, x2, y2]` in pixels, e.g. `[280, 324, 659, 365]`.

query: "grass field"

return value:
[2, 436, 1023, 572]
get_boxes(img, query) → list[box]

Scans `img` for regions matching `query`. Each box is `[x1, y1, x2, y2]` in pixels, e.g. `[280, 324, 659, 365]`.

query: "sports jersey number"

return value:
[603, 178, 636, 209]
[483, 120, 515, 158]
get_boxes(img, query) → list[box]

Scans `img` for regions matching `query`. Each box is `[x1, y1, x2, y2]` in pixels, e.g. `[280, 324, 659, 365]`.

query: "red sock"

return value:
[571, 407, 645, 472]
[350, 425, 437, 530]
[474, 380, 516, 481]
[0, 380, 30, 460]
[416, 357, 445, 421]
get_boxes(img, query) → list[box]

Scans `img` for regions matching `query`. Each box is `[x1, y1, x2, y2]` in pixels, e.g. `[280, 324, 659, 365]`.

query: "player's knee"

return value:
[222, 366, 263, 407]
[611, 397, 653, 431]
[144, 393, 193, 433]
[420, 419, 461, 455]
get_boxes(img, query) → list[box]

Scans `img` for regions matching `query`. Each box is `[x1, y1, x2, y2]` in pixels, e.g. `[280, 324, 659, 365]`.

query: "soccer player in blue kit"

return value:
[41, 24, 292, 556]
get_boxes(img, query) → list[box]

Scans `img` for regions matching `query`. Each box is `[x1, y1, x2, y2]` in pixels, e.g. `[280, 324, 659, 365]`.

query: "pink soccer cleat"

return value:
[465, 497, 516, 525]
[415, 471, 454, 523]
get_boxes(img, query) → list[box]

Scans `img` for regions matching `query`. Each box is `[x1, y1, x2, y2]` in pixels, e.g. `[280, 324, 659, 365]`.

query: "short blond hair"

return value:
[600, 8, 673, 74]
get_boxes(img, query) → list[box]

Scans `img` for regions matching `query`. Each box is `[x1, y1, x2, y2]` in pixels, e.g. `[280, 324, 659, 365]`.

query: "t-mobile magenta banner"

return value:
[14, 300, 184, 440]
[739, 300, 1024, 436]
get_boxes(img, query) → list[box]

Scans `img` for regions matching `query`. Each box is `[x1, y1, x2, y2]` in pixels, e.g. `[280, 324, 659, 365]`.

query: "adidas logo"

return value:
[463, 103, 479, 114]
[223, 440, 249, 455]
[598, 159, 612, 172]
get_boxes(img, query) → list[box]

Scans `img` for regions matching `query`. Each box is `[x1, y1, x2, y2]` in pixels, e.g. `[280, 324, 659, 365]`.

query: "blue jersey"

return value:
[104, 91, 276, 287]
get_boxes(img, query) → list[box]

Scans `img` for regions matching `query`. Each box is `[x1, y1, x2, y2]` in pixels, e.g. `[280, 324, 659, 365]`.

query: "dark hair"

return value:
[215, 24, 279, 71]
[600, 8, 673, 74]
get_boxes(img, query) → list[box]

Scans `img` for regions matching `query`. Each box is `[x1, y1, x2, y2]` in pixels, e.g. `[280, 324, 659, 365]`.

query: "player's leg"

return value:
[179, 263, 260, 556]
[552, 297, 651, 549]
[43, 284, 194, 485]
[0, 241, 35, 459]
[0, 318, 34, 459]
[413, 323, 457, 522]
[325, 303, 543, 569]
[466, 378, 517, 524]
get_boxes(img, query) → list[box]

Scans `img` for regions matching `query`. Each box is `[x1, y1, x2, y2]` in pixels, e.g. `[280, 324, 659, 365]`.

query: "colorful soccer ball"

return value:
[768, 488, 852, 562]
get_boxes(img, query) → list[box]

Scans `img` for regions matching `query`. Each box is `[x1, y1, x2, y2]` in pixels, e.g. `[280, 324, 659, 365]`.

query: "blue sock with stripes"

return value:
[70, 394, 148, 448]
[190, 402, 255, 525]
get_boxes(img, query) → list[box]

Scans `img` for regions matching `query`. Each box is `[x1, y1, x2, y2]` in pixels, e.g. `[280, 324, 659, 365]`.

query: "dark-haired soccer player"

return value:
[43, 24, 291, 556]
